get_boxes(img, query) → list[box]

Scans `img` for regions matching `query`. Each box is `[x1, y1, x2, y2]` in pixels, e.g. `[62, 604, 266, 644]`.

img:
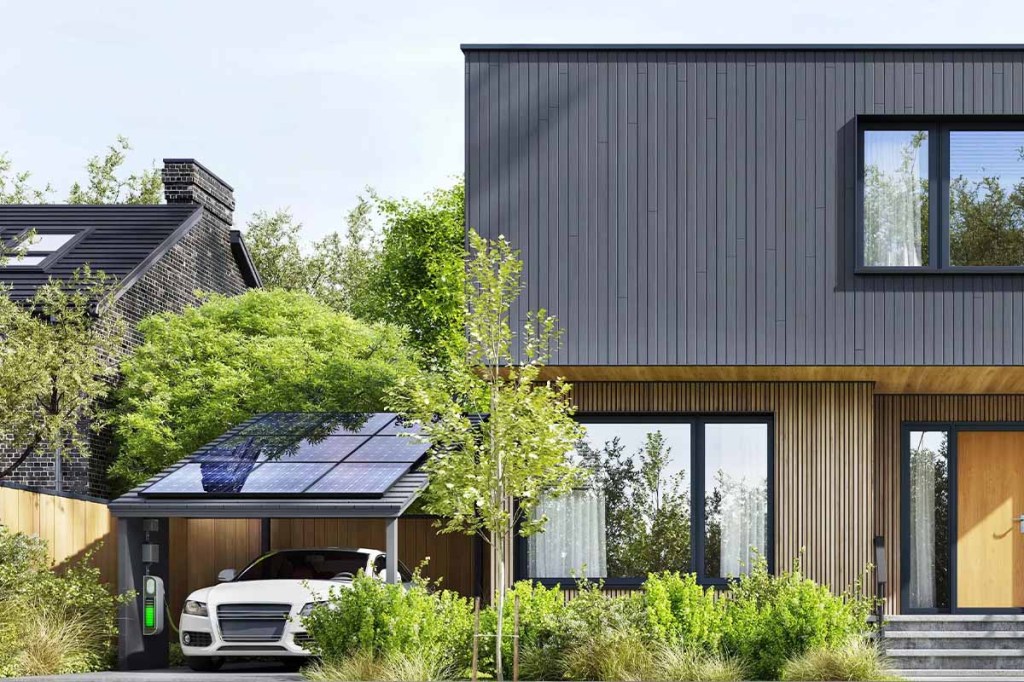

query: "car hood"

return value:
[188, 579, 350, 608]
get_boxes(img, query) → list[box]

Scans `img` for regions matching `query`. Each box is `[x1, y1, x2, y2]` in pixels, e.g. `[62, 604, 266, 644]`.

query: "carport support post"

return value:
[117, 517, 169, 670]
[386, 517, 399, 584]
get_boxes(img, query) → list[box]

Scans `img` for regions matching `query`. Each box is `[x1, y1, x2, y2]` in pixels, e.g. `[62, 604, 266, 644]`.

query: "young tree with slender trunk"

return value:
[390, 230, 586, 681]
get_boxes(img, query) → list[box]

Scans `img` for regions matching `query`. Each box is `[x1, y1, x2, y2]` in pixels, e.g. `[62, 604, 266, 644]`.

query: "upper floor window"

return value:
[860, 121, 1024, 272]
[4, 230, 80, 267]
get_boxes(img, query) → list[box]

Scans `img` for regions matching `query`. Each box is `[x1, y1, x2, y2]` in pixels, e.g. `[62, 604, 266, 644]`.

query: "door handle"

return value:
[1015, 515, 1024, 533]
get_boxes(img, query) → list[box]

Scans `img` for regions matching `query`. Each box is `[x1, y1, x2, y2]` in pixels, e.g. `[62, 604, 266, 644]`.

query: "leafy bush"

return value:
[780, 639, 898, 681]
[720, 557, 875, 680]
[0, 526, 127, 677]
[482, 580, 649, 680]
[651, 645, 747, 682]
[643, 571, 723, 652]
[301, 571, 473, 676]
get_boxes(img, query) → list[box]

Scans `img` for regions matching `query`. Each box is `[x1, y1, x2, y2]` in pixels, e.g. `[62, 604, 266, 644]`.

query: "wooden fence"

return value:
[1, 485, 477, 619]
[0, 484, 119, 585]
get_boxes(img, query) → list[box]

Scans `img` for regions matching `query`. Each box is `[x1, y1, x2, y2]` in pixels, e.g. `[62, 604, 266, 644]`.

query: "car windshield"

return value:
[234, 550, 370, 581]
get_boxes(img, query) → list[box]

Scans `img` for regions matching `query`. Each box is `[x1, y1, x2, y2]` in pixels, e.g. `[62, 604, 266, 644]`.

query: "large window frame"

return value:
[516, 414, 774, 589]
[857, 116, 1024, 274]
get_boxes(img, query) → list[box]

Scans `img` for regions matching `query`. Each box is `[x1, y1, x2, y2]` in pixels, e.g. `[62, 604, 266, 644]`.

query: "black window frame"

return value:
[901, 421, 1024, 615]
[515, 413, 774, 589]
[857, 116, 1024, 274]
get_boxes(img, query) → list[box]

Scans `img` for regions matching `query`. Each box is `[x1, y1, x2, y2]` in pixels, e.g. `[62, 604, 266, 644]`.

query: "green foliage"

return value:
[367, 182, 466, 370]
[301, 572, 473, 677]
[642, 571, 722, 652]
[245, 199, 379, 317]
[651, 645, 748, 682]
[110, 288, 420, 492]
[67, 136, 162, 204]
[720, 557, 875, 680]
[305, 650, 449, 682]
[0, 267, 125, 480]
[391, 231, 586, 679]
[780, 639, 898, 682]
[0, 153, 52, 203]
[0, 526, 128, 676]
[561, 627, 654, 682]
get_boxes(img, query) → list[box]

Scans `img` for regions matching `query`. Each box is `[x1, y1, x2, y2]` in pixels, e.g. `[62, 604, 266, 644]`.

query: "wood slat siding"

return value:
[874, 394, 1024, 613]
[568, 381, 875, 597]
[0, 485, 118, 587]
[165, 518, 477, 618]
[466, 48, 1024, 367]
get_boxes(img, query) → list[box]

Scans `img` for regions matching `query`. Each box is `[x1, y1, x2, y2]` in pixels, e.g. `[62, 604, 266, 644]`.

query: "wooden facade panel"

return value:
[874, 394, 1024, 613]
[569, 381, 875, 597]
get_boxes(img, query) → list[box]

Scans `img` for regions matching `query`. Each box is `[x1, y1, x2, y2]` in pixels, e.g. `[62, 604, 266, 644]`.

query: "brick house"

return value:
[0, 159, 261, 497]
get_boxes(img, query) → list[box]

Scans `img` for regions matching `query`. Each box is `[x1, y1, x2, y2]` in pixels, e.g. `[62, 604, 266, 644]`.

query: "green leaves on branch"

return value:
[0, 268, 125, 480]
[110, 289, 421, 492]
[67, 136, 162, 205]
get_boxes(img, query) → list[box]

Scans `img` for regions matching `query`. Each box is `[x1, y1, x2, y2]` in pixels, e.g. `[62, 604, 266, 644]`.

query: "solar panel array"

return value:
[140, 413, 427, 498]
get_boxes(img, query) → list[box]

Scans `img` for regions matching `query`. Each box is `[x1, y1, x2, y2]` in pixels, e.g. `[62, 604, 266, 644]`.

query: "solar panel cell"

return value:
[306, 463, 407, 495]
[345, 436, 430, 463]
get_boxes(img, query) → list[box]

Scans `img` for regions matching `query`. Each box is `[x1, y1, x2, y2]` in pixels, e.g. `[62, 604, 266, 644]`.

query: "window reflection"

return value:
[908, 430, 950, 610]
[863, 130, 930, 267]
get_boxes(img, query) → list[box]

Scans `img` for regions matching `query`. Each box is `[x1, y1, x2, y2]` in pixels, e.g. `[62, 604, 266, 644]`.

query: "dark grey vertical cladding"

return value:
[464, 48, 1024, 366]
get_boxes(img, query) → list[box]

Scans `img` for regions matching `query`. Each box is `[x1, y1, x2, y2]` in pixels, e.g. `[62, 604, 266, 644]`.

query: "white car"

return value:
[178, 547, 412, 672]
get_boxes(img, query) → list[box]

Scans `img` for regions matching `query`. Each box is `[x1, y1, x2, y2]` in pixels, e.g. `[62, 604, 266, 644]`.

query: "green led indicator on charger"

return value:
[144, 604, 155, 628]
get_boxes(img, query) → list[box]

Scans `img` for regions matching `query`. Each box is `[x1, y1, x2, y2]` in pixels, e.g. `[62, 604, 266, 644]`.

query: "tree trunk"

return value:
[494, 529, 506, 682]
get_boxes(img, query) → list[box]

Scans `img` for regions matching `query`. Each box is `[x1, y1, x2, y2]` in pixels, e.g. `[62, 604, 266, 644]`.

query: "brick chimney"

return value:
[161, 159, 235, 226]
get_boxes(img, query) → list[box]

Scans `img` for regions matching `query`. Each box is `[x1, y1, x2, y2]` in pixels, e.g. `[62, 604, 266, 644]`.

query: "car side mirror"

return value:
[217, 568, 236, 582]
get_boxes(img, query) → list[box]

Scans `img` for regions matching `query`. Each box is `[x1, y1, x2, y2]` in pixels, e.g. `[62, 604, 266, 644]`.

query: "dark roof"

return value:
[109, 412, 429, 519]
[0, 204, 260, 301]
[462, 43, 1024, 52]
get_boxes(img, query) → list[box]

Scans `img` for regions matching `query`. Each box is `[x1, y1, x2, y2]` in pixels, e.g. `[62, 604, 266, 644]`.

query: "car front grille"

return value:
[216, 603, 291, 643]
[182, 631, 212, 647]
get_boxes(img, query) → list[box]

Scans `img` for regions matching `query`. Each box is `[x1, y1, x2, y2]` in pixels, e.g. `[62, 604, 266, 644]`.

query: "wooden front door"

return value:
[957, 431, 1024, 609]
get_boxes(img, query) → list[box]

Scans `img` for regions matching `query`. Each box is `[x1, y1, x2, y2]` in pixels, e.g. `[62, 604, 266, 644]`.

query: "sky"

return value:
[1, 0, 1023, 242]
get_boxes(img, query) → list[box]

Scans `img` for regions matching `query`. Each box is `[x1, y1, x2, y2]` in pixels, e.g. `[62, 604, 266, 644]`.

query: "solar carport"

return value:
[109, 412, 429, 670]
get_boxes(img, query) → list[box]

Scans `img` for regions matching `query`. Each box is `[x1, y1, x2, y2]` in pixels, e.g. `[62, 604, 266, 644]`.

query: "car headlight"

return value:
[183, 600, 208, 617]
[299, 601, 326, 618]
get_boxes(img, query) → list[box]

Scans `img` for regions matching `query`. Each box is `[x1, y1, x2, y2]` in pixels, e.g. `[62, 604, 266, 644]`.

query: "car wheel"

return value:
[185, 656, 224, 672]
[278, 658, 305, 672]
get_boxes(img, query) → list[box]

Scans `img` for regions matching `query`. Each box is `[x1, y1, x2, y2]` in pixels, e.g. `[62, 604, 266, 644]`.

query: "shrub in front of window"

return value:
[642, 571, 722, 653]
[719, 557, 875, 680]
[301, 571, 474, 678]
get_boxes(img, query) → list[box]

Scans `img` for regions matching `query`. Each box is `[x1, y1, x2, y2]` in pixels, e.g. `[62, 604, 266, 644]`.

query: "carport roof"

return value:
[108, 412, 430, 519]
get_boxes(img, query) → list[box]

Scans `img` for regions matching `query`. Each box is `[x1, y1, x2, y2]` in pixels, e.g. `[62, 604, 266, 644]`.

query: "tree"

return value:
[0, 136, 160, 206]
[0, 268, 125, 480]
[389, 231, 585, 681]
[67, 136, 162, 204]
[368, 182, 465, 370]
[0, 154, 52, 204]
[110, 288, 421, 492]
[245, 181, 466, 370]
[244, 198, 379, 316]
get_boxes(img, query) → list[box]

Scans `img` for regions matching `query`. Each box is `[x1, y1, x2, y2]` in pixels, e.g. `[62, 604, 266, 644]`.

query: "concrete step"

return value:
[885, 615, 1024, 632]
[888, 648, 1024, 670]
[884, 631, 1024, 649]
[893, 671, 1024, 682]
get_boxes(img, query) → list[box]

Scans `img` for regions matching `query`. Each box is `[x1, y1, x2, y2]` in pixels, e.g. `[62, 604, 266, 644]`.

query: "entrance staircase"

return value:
[883, 615, 1024, 681]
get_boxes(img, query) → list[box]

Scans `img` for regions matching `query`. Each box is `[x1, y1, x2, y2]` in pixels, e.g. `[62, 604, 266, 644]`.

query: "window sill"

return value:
[856, 266, 1024, 275]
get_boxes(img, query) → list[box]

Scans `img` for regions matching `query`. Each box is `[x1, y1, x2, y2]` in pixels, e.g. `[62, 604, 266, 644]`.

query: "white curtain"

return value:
[909, 447, 937, 608]
[528, 489, 608, 578]
[864, 131, 926, 266]
[720, 479, 768, 577]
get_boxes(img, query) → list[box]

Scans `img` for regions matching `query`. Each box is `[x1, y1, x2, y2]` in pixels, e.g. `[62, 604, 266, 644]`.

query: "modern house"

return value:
[463, 44, 1024, 626]
[0, 159, 262, 496]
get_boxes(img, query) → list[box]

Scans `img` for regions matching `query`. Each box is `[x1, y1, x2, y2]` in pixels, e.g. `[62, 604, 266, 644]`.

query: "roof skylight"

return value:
[5, 231, 79, 267]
